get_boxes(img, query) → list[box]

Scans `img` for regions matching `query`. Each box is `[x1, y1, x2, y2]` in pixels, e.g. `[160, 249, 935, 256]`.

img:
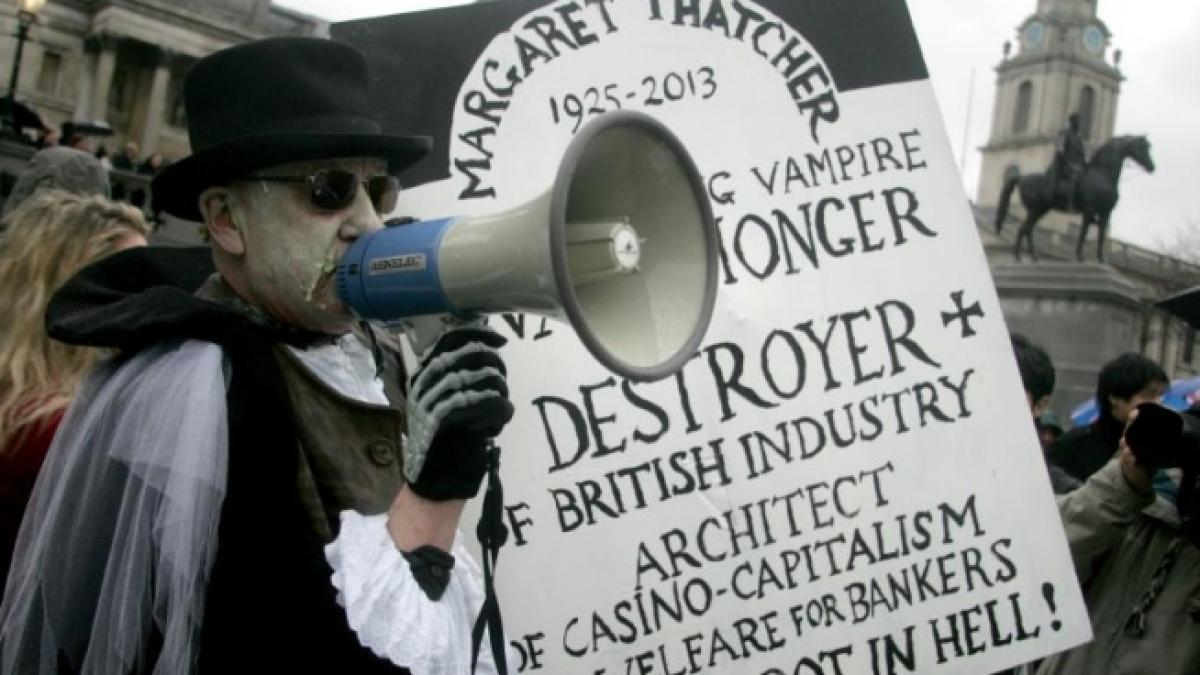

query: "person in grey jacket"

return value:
[0, 146, 110, 219]
[1034, 414, 1199, 674]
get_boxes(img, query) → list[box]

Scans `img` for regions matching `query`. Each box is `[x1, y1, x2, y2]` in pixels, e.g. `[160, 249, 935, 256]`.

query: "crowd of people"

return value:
[37, 125, 171, 177]
[24, 126, 171, 213]
[96, 140, 169, 178]
[0, 34, 1194, 675]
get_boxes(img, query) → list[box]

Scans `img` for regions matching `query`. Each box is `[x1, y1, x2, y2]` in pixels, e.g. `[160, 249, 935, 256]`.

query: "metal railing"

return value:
[106, 167, 156, 218]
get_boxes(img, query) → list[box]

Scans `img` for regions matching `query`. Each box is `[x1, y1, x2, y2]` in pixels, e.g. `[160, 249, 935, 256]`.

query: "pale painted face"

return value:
[229, 156, 389, 335]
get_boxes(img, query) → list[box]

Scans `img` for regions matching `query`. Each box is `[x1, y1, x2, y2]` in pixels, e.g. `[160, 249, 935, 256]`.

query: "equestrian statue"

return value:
[994, 114, 1155, 263]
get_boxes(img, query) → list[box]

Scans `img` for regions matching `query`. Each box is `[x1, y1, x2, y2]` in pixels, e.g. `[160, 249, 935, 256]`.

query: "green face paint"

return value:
[228, 157, 388, 334]
[303, 243, 339, 303]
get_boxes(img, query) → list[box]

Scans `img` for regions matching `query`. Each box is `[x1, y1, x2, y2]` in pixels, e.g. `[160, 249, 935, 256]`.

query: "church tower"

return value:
[976, 0, 1123, 210]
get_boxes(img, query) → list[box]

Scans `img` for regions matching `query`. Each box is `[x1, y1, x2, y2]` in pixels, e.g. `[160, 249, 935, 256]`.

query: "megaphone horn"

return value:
[337, 111, 718, 382]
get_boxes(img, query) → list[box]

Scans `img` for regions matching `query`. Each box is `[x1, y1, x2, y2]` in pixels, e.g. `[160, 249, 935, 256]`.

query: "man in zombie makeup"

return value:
[0, 37, 513, 674]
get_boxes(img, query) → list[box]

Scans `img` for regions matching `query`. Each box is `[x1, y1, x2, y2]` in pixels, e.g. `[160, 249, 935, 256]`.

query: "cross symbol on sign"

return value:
[941, 291, 985, 338]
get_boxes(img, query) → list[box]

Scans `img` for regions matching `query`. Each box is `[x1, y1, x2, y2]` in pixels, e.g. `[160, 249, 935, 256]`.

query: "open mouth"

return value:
[303, 241, 342, 304]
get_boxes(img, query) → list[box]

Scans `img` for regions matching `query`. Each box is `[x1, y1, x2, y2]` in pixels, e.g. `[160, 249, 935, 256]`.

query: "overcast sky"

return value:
[276, 0, 1200, 253]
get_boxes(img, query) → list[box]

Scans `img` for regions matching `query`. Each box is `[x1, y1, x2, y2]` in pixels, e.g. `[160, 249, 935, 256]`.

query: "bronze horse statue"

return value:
[995, 135, 1155, 262]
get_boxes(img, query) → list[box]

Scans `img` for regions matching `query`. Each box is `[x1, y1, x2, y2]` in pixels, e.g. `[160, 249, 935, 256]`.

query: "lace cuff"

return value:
[326, 511, 512, 674]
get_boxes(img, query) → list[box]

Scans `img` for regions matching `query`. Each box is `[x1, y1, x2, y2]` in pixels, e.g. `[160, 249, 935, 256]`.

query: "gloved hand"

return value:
[1124, 403, 1200, 545]
[403, 321, 514, 500]
[1124, 402, 1200, 470]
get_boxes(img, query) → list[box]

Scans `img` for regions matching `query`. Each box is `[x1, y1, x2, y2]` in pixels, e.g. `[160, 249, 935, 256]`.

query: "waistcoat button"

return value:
[367, 439, 396, 466]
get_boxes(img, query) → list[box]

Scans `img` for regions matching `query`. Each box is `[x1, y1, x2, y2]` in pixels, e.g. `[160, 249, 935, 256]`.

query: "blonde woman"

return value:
[0, 190, 149, 596]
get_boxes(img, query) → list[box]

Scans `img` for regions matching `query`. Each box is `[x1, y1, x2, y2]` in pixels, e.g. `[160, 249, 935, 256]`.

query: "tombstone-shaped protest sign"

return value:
[337, 1, 1091, 672]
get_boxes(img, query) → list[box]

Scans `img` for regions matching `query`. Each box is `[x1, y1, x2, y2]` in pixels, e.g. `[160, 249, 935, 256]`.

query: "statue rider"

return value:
[1051, 112, 1087, 211]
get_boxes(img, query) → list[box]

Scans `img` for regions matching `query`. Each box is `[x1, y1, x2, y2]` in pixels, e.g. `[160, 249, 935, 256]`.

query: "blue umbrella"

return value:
[1068, 374, 1200, 428]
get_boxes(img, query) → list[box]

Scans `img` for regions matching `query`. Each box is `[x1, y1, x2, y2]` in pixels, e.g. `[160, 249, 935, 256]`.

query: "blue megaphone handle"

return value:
[336, 217, 461, 321]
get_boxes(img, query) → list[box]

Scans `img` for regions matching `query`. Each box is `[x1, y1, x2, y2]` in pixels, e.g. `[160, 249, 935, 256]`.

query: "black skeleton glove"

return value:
[403, 322, 513, 501]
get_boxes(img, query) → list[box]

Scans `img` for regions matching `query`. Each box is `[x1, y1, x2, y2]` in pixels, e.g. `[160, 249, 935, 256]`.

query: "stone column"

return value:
[90, 35, 117, 122]
[1049, 65, 1072, 136]
[1098, 84, 1118, 142]
[72, 45, 97, 120]
[139, 47, 172, 153]
[1000, 76, 1018, 136]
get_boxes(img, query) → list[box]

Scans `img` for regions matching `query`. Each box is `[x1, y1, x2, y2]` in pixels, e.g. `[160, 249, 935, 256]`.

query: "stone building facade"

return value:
[0, 0, 327, 161]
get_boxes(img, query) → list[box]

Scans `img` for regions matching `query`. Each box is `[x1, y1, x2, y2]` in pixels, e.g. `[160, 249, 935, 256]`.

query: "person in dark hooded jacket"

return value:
[1048, 352, 1167, 483]
[1011, 334, 1080, 495]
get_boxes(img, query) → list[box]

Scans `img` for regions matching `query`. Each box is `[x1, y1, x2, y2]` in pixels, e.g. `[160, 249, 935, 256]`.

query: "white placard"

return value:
[365, 1, 1092, 672]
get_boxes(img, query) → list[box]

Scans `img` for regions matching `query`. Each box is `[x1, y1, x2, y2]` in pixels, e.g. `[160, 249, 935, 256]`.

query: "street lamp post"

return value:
[4, 0, 46, 136]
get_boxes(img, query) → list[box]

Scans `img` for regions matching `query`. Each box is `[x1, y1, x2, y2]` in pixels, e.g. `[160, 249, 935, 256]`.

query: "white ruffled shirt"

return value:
[327, 514, 504, 674]
[287, 337, 513, 675]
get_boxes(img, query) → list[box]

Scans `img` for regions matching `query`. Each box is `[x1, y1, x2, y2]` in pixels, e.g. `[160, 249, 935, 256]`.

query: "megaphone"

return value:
[337, 111, 717, 381]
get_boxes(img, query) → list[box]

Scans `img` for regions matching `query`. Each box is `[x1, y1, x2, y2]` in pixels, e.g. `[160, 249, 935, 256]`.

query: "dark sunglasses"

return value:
[235, 169, 400, 215]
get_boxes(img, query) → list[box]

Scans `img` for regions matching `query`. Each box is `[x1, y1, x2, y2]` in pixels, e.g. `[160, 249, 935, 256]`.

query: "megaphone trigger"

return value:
[399, 313, 490, 362]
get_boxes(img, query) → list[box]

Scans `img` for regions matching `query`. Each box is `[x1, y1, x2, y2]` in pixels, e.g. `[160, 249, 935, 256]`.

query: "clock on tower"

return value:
[1082, 24, 1105, 56]
[1023, 20, 1047, 50]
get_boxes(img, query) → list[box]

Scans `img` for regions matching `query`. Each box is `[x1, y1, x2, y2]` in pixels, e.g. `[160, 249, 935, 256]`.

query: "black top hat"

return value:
[151, 37, 431, 221]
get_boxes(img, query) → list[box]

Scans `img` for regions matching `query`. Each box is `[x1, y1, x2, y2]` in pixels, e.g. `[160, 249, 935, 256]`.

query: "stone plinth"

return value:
[991, 261, 1148, 421]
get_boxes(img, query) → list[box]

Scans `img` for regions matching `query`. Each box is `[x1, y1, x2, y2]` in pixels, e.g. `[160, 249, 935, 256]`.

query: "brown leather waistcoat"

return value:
[273, 335, 407, 542]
